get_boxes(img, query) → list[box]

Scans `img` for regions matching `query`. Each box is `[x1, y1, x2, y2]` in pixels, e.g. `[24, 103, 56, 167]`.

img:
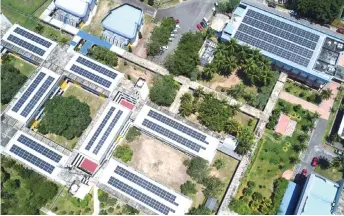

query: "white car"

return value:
[172, 29, 178, 33]
[170, 34, 175, 38]
[168, 38, 173, 42]
[175, 24, 180, 29]
[161, 46, 168, 50]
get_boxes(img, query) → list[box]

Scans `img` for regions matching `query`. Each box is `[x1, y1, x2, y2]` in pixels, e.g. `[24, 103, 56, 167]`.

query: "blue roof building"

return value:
[294, 174, 344, 215]
[278, 181, 301, 215]
[102, 4, 143, 46]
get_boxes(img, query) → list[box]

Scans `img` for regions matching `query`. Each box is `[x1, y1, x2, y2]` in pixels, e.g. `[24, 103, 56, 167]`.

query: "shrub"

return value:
[148, 0, 154, 6]
[247, 181, 256, 188]
[243, 187, 253, 196]
[88, 46, 118, 67]
[125, 127, 141, 142]
[114, 145, 133, 163]
[180, 181, 197, 195]
[149, 75, 178, 106]
[252, 192, 263, 201]
[1, 63, 27, 104]
[138, 32, 142, 39]
[293, 104, 302, 112]
[108, 207, 114, 213]
[213, 159, 226, 170]
[203, 176, 224, 197]
[187, 205, 212, 215]
[122, 204, 139, 215]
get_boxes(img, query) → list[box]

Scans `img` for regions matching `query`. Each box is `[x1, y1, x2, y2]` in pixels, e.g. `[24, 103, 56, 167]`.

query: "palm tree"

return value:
[180, 93, 193, 103]
[216, 43, 227, 57]
[226, 39, 238, 55]
[289, 156, 300, 165]
[202, 64, 217, 80]
[320, 89, 332, 100]
[179, 102, 194, 117]
[225, 119, 240, 136]
[258, 70, 274, 86]
[221, 56, 237, 76]
[194, 87, 205, 98]
[331, 156, 343, 169]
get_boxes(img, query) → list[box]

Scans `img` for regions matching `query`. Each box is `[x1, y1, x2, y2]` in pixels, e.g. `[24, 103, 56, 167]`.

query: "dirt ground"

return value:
[126, 134, 191, 191]
[200, 71, 242, 91]
[133, 14, 156, 58]
[82, 0, 119, 36]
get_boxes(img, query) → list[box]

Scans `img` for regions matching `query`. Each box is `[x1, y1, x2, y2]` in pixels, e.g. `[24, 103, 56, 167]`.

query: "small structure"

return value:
[69, 182, 93, 199]
[199, 39, 218, 66]
[102, 4, 143, 47]
[205, 197, 218, 212]
[220, 23, 235, 42]
[210, 14, 230, 33]
[278, 181, 301, 215]
[274, 113, 297, 136]
[135, 78, 149, 100]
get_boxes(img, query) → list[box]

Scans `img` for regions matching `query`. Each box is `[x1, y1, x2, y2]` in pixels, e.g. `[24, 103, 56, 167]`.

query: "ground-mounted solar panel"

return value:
[142, 119, 203, 152]
[108, 176, 174, 215]
[147, 110, 208, 144]
[70, 65, 112, 88]
[85, 107, 116, 150]
[20, 76, 55, 117]
[114, 166, 178, 205]
[10, 145, 55, 174]
[8, 34, 45, 56]
[17, 135, 62, 163]
[14, 27, 52, 48]
[93, 111, 123, 154]
[245, 9, 320, 42]
[76, 56, 117, 79]
[12, 72, 46, 112]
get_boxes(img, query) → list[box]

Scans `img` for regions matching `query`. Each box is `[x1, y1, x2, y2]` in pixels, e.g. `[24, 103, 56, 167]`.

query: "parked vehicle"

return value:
[175, 24, 180, 29]
[203, 17, 209, 24]
[311, 157, 319, 167]
[168, 38, 173, 42]
[337, 28, 344, 34]
[200, 21, 207, 28]
[197, 23, 203, 31]
[172, 28, 178, 33]
[334, 149, 343, 156]
[268, 2, 276, 8]
[302, 168, 308, 176]
[161, 46, 168, 50]
[170, 33, 175, 38]
[175, 19, 180, 24]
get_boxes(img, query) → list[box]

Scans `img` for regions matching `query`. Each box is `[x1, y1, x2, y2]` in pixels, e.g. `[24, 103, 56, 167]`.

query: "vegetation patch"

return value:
[87, 46, 118, 68]
[38, 96, 92, 140]
[149, 75, 179, 106]
[125, 127, 141, 142]
[1, 156, 59, 215]
[114, 145, 133, 163]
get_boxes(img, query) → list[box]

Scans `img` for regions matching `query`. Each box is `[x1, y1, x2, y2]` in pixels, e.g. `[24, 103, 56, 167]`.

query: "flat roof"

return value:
[6, 67, 61, 124]
[55, 0, 89, 18]
[5, 131, 68, 184]
[2, 24, 57, 60]
[80, 158, 98, 174]
[295, 174, 341, 215]
[65, 53, 123, 92]
[232, 3, 344, 82]
[102, 4, 143, 39]
[134, 105, 219, 162]
[78, 102, 131, 163]
[98, 159, 192, 215]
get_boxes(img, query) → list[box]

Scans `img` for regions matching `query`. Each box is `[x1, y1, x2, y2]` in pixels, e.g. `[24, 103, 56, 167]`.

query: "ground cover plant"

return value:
[87, 46, 118, 67]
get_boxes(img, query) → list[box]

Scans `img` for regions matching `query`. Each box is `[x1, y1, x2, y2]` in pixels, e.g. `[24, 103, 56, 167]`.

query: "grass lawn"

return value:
[98, 189, 133, 215]
[284, 80, 321, 105]
[33, 0, 53, 17]
[7, 55, 37, 77]
[233, 112, 257, 132]
[2, 0, 47, 14]
[315, 166, 343, 181]
[50, 188, 94, 215]
[44, 133, 78, 150]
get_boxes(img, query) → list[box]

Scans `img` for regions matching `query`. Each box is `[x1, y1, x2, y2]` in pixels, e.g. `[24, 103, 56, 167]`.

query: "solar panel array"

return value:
[76, 57, 117, 79]
[234, 9, 321, 67]
[115, 166, 178, 205]
[10, 145, 55, 174]
[142, 119, 204, 152]
[17, 135, 62, 163]
[148, 110, 208, 144]
[20, 76, 55, 117]
[8, 35, 45, 56]
[93, 111, 123, 154]
[108, 177, 174, 215]
[12, 72, 46, 112]
[85, 107, 116, 150]
[14, 27, 52, 48]
[70, 65, 111, 88]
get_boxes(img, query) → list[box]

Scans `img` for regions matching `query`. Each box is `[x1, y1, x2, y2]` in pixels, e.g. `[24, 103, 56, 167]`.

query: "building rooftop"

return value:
[278, 181, 301, 215]
[210, 14, 229, 32]
[102, 4, 143, 40]
[55, 0, 90, 18]
[205, 197, 217, 211]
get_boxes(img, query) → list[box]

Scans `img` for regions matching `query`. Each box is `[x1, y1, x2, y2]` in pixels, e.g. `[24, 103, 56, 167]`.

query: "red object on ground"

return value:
[337, 28, 344, 34]
[302, 168, 307, 176]
[275, 114, 290, 135]
[311, 157, 319, 167]
[120, 99, 134, 110]
[197, 23, 203, 31]
[175, 19, 180, 24]
[80, 158, 98, 174]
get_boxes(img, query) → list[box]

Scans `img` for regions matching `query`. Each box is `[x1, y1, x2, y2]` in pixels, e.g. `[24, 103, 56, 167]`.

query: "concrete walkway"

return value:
[93, 186, 100, 215]
[169, 84, 190, 113]
[40, 208, 57, 216]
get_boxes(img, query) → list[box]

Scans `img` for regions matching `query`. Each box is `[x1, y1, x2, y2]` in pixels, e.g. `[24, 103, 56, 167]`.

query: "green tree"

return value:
[34, 24, 45, 34]
[38, 96, 91, 140]
[148, 0, 154, 6]
[235, 126, 255, 155]
[121, 204, 139, 215]
[187, 205, 212, 215]
[217, 0, 240, 13]
[186, 157, 210, 183]
[125, 127, 141, 142]
[203, 176, 224, 197]
[1, 64, 28, 104]
[88, 46, 118, 67]
[114, 145, 133, 163]
[331, 156, 344, 169]
[180, 181, 197, 195]
[213, 158, 226, 170]
[289, 156, 300, 165]
[149, 75, 178, 106]
[320, 88, 332, 100]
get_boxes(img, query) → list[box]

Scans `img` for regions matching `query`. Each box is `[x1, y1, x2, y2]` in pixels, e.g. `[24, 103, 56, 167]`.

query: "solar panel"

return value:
[70, 65, 111, 88]
[93, 110, 123, 154]
[142, 119, 204, 152]
[76, 57, 118, 79]
[10, 145, 55, 174]
[20, 76, 55, 117]
[14, 27, 52, 48]
[17, 134, 62, 163]
[8, 34, 45, 56]
[85, 107, 116, 151]
[148, 110, 208, 144]
[108, 177, 174, 215]
[12, 72, 46, 112]
[114, 166, 178, 206]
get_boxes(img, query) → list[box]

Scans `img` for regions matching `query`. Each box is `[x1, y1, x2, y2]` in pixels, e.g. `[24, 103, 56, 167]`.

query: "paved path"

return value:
[40, 208, 57, 216]
[93, 186, 100, 215]
[169, 84, 190, 113]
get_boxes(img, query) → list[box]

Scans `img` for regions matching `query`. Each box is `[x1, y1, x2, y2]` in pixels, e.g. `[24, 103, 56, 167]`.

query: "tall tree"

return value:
[149, 75, 178, 106]
[320, 89, 332, 100]
[1, 64, 27, 104]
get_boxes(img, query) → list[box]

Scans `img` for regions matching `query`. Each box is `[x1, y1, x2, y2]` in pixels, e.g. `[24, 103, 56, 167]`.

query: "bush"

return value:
[187, 205, 212, 215]
[121, 204, 139, 215]
[186, 157, 209, 183]
[149, 75, 178, 106]
[114, 145, 133, 163]
[37, 96, 91, 140]
[180, 181, 197, 195]
[213, 159, 226, 170]
[138, 32, 142, 39]
[128, 45, 132, 53]
[247, 181, 256, 188]
[148, 0, 154, 6]
[1, 64, 28, 104]
[108, 207, 114, 213]
[203, 176, 224, 197]
[252, 192, 263, 201]
[88, 46, 118, 67]
[243, 187, 253, 196]
[98, 189, 109, 202]
[125, 127, 141, 142]
[271, 178, 288, 214]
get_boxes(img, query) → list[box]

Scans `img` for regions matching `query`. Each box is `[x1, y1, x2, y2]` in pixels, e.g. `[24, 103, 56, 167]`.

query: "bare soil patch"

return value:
[200, 71, 242, 91]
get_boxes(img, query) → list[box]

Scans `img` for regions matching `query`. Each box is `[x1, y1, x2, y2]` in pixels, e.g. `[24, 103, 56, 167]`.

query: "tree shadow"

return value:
[236, 69, 253, 87]
[318, 156, 330, 170]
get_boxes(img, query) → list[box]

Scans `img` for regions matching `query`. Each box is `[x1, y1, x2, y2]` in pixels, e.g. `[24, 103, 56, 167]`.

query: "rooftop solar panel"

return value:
[76, 57, 118, 79]
[148, 110, 208, 144]
[114, 166, 178, 206]
[12, 72, 46, 112]
[20, 76, 55, 117]
[85, 107, 116, 151]
[142, 119, 204, 152]
[93, 110, 123, 154]
[108, 176, 174, 215]
[17, 135, 62, 163]
[70, 65, 112, 88]
[14, 27, 52, 48]
[10, 145, 55, 174]
[8, 34, 45, 56]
